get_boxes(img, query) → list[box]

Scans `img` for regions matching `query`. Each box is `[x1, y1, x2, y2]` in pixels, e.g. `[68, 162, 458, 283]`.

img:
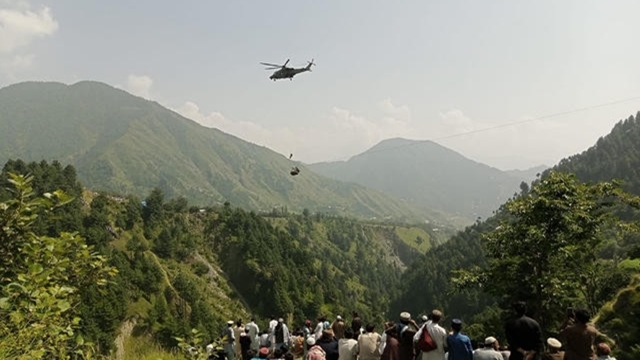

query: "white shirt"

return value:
[413, 321, 447, 360]
[314, 322, 324, 340]
[338, 338, 359, 360]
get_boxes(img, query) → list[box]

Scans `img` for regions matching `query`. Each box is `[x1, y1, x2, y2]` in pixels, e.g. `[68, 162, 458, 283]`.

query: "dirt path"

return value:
[114, 317, 137, 360]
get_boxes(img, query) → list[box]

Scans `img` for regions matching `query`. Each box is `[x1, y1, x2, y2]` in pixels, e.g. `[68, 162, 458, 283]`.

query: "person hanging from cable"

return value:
[289, 153, 300, 176]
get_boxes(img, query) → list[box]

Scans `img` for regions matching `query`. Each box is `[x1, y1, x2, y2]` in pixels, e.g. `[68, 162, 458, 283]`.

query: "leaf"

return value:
[29, 263, 44, 275]
[0, 297, 10, 310]
[57, 300, 71, 312]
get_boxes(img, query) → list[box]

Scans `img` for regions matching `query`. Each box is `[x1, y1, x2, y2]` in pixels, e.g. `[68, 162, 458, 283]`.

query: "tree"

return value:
[453, 171, 640, 332]
[0, 173, 117, 359]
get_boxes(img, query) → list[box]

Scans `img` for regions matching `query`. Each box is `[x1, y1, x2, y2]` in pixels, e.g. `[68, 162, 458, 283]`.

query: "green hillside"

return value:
[0, 81, 448, 225]
[389, 111, 640, 357]
[309, 138, 538, 220]
[0, 159, 445, 359]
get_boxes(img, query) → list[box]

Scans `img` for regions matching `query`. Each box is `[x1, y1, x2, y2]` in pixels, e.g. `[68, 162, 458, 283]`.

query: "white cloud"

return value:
[125, 74, 153, 99]
[175, 98, 419, 164]
[0, 1, 58, 53]
[172, 97, 583, 170]
[0, 1, 57, 79]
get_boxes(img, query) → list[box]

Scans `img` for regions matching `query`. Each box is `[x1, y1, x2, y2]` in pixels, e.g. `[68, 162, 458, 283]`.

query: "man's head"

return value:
[484, 336, 499, 350]
[451, 319, 462, 332]
[512, 301, 527, 316]
[306, 336, 316, 347]
[344, 327, 354, 340]
[259, 347, 270, 359]
[337, 315, 343, 322]
[431, 310, 443, 323]
[574, 309, 591, 324]
[365, 323, 375, 333]
[228, 320, 234, 327]
[399, 312, 411, 324]
[597, 343, 611, 356]
[547, 338, 562, 352]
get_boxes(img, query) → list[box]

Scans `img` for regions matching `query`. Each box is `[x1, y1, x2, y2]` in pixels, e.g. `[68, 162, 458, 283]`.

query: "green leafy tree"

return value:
[0, 173, 117, 359]
[453, 171, 640, 331]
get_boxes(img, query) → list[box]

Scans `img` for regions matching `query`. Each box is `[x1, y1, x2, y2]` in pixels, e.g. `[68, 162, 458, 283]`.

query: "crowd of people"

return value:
[205, 302, 617, 360]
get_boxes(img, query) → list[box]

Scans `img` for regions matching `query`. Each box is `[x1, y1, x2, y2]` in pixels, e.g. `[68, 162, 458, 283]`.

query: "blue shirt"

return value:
[446, 332, 473, 360]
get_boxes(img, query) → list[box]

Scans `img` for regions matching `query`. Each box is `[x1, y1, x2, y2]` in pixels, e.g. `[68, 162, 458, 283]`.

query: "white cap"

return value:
[306, 336, 316, 346]
[484, 337, 497, 345]
[547, 338, 561, 349]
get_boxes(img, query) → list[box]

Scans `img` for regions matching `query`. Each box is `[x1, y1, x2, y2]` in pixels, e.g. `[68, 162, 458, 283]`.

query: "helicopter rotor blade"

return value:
[283, 59, 290, 67]
[260, 62, 284, 68]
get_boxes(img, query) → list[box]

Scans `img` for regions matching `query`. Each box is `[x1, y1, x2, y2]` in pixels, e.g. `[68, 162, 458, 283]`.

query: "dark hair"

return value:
[513, 301, 527, 316]
[365, 323, 375, 332]
[284, 353, 294, 360]
[451, 322, 462, 332]
[274, 349, 283, 358]
[318, 315, 326, 322]
[247, 350, 256, 358]
[575, 309, 591, 324]
[344, 327, 354, 339]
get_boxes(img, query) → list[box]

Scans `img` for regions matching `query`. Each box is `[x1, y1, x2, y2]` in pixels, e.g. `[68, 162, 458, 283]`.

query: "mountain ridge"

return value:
[308, 137, 540, 220]
[0, 80, 453, 225]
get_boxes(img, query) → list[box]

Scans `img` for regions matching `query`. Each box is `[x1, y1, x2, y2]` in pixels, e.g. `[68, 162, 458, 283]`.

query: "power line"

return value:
[362, 95, 640, 156]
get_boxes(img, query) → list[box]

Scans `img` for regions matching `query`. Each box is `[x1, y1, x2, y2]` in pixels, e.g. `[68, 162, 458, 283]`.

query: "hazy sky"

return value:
[2, 0, 640, 170]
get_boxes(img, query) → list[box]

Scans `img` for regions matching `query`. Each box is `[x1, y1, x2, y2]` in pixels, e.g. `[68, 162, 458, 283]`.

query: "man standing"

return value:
[274, 318, 291, 352]
[269, 316, 279, 349]
[225, 320, 237, 360]
[414, 310, 447, 360]
[235, 320, 245, 358]
[558, 309, 598, 360]
[473, 337, 503, 360]
[446, 319, 473, 360]
[338, 328, 359, 360]
[504, 302, 543, 360]
[332, 315, 346, 340]
[358, 323, 382, 360]
[246, 317, 260, 352]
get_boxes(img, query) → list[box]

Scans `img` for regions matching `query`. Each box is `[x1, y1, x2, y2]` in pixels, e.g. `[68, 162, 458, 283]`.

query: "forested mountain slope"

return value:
[554, 112, 640, 194]
[0, 81, 447, 224]
[0, 159, 438, 358]
[390, 111, 640, 357]
[309, 138, 537, 220]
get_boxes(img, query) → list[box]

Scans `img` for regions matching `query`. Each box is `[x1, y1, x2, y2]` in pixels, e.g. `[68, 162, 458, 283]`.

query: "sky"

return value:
[1, 0, 640, 170]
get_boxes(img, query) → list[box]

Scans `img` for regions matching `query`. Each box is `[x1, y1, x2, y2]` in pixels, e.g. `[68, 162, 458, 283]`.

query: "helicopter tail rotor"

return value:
[306, 59, 315, 70]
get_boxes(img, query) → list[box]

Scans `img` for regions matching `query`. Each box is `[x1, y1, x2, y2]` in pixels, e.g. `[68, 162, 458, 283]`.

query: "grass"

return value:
[122, 335, 184, 360]
[393, 226, 432, 253]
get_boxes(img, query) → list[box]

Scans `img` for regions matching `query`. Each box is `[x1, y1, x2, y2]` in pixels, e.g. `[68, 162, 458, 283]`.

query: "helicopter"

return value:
[260, 59, 315, 81]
